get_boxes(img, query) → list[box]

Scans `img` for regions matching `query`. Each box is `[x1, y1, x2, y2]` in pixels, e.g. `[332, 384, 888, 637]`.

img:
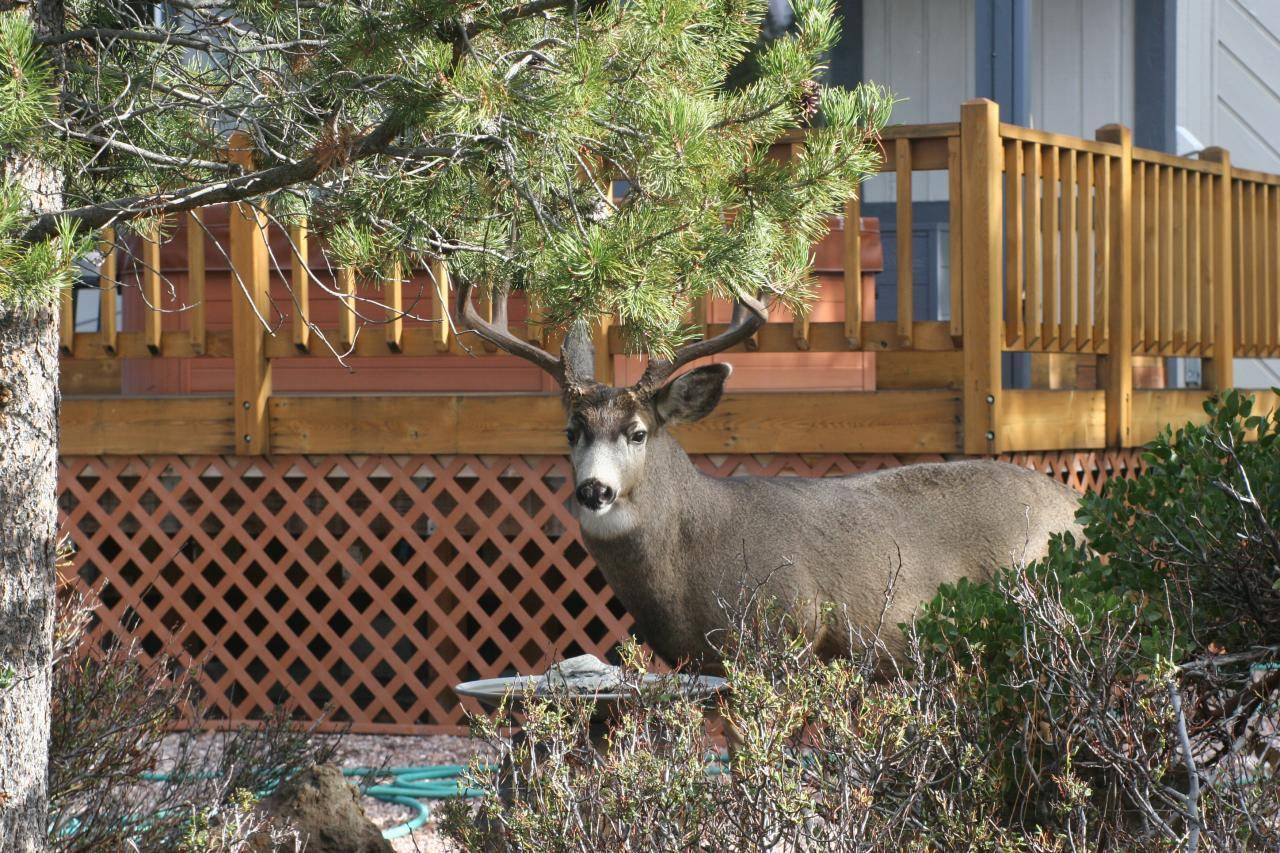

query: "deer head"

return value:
[455, 279, 769, 535]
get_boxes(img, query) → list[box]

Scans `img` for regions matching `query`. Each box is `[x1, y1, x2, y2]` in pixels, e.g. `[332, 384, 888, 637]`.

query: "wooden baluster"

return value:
[960, 99, 1002, 454]
[338, 267, 357, 351]
[1266, 184, 1275, 355]
[432, 259, 451, 353]
[1270, 184, 1279, 355]
[143, 217, 163, 354]
[1254, 180, 1264, 353]
[1042, 145, 1059, 349]
[1003, 139, 1023, 347]
[594, 315, 614, 385]
[1240, 182, 1252, 355]
[1160, 166, 1174, 353]
[947, 137, 963, 339]
[1199, 147, 1233, 390]
[290, 218, 310, 353]
[227, 130, 272, 455]
[1235, 180, 1245, 355]
[1233, 180, 1244, 353]
[895, 137, 914, 347]
[843, 196, 862, 349]
[386, 261, 404, 353]
[1076, 151, 1093, 350]
[789, 139, 811, 351]
[1257, 183, 1267, 356]
[1199, 173, 1214, 358]
[475, 284, 496, 353]
[1093, 154, 1110, 353]
[99, 228, 118, 355]
[188, 210, 207, 355]
[525, 290, 542, 345]
[1188, 173, 1202, 354]
[1131, 162, 1144, 352]
[1061, 148, 1076, 350]
[1257, 182, 1267, 354]
[692, 293, 709, 342]
[1096, 124, 1133, 448]
[1143, 163, 1159, 353]
[58, 275, 75, 355]
[791, 308, 810, 351]
[1173, 169, 1187, 354]
[1024, 141, 1041, 348]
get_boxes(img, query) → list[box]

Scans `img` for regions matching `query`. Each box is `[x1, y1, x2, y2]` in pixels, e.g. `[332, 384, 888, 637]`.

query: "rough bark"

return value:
[0, 303, 60, 850]
[0, 0, 64, 846]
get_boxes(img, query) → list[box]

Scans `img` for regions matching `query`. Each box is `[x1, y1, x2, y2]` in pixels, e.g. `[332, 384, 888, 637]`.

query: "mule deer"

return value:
[457, 285, 1081, 665]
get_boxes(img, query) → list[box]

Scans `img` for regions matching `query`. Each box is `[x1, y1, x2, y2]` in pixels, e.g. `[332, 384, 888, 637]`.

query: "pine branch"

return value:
[20, 112, 409, 243]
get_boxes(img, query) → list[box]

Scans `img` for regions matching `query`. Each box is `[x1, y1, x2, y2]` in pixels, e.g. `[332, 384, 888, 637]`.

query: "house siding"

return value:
[1028, 0, 1136, 137]
[861, 0, 976, 202]
[1177, 0, 1280, 388]
[1177, 0, 1280, 171]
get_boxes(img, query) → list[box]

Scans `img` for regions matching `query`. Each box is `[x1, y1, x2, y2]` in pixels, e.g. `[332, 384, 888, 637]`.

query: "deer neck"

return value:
[578, 432, 730, 656]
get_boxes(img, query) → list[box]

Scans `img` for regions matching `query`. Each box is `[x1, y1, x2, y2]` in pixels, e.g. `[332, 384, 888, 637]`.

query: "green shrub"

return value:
[920, 389, 1280, 682]
[916, 388, 1280, 838]
[442, 616, 1029, 851]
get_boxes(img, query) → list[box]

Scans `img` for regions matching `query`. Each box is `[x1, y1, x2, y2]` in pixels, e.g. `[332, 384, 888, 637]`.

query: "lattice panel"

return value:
[58, 450, 1146, 734]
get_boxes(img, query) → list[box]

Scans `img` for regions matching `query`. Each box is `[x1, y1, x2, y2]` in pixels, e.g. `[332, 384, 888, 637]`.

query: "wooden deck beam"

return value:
[61, 391, 960, 455]
[60, 388, 1275, 456]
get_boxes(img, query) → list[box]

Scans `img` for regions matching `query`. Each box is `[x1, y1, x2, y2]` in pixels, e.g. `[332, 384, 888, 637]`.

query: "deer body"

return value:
[455, 284, 1082, 666]
[579, 428, 1082, 665]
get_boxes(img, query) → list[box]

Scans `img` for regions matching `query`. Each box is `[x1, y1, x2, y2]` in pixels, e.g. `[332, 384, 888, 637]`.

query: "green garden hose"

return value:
[131, 754, 727, 842]
[343, 765, 485, 840]
[123, 765, 482, 842]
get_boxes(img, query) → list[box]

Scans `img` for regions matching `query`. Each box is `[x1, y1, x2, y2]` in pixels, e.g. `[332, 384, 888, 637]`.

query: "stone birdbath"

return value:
[454, 655, 728, 810]
[454, 653, 727, 724]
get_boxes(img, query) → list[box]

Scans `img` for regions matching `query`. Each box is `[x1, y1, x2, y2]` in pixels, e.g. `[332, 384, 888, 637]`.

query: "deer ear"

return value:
[654, 363, 732, 425]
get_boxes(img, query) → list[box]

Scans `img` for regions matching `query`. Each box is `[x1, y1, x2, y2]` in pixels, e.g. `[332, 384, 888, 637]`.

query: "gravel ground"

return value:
[331, 734, 494, 853]
[157, 732, 494, 852]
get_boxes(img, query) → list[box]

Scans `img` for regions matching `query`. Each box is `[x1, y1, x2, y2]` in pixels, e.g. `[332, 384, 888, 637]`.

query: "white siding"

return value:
[861, 0, 976, 201]
[1028, 0, 1135, 137]
[860, 0, 1136, 200]
[1177, 0, 1280, 387]
[1177, 0, 1280, 170]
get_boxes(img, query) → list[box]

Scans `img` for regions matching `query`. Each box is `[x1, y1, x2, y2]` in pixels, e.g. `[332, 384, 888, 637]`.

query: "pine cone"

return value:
[797, 79, 822, 122]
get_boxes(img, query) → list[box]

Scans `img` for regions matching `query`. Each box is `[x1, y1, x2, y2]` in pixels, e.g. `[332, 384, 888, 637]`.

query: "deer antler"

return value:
[454, 276, 596, 390]
[633, 291, 770, 393]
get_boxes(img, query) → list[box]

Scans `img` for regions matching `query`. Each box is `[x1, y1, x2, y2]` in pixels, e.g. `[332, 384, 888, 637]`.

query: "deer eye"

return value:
[629, 429, 647, 445]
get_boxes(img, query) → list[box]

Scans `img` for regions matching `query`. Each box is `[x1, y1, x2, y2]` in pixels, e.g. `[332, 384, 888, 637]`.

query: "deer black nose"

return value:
[575, 479, 615, 510]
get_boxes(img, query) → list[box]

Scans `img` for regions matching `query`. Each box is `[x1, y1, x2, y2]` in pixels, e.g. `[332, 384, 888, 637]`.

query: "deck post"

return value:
[960, 98, 1002, 454]
[1200, 147, 1235, 391]
[1096, 124, 1133, 447]
[227, 130, 273, 455]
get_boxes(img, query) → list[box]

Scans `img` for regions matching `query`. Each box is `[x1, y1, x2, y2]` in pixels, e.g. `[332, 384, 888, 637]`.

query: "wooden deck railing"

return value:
[59, 101, 1280, 458]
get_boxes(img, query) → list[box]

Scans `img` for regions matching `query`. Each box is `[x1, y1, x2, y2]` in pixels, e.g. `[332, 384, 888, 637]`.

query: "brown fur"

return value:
[569, 371, 1082, 667]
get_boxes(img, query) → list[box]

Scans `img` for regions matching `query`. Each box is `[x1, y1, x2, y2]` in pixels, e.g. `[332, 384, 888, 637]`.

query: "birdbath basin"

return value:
[454, 654, 727, 721]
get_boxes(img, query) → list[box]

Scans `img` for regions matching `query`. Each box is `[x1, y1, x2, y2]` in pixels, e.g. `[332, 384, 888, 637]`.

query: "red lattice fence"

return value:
[58, 450, 1146, 734]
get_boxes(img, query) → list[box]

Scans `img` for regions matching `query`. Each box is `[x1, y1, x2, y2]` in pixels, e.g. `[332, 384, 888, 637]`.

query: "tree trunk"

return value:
[0, 0, 64, 845]
[0, 304, 59, 851]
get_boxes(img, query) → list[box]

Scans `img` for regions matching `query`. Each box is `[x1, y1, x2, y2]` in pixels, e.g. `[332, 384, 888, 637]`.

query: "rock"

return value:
[537, 654, 624, 694]
[256, 764, 392, 853]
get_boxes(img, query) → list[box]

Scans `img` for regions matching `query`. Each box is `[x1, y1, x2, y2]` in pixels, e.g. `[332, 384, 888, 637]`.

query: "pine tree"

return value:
[0, 1, 889, 845]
